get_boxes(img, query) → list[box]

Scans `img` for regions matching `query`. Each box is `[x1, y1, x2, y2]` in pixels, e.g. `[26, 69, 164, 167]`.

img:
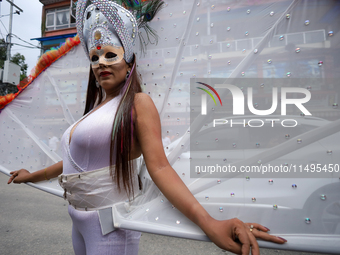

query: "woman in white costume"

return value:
[7, 0, 286, 254]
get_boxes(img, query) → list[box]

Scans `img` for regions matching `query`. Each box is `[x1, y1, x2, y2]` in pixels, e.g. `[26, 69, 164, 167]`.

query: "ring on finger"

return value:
[250, 225, 254, 232]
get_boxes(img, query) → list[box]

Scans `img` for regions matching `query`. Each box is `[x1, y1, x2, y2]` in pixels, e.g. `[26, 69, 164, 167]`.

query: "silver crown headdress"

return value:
[76, 0, 165, 63]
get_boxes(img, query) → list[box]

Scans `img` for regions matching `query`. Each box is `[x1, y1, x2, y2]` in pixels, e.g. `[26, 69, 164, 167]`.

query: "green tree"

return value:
[11, 53, 28, 81]
[0, 39, 7, 68]
[0, 39, 28, 81]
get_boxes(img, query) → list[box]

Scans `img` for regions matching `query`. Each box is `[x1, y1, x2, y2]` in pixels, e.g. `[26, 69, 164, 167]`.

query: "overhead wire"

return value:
[11, 34, 42, 49]
[0, 40, 42, 50]
[0, 3, 41, 72]
[0, 19, 8, 34]
[11, 42, 42, 49]
[0, 11, 41, 50]
[11, 48, 38, 51]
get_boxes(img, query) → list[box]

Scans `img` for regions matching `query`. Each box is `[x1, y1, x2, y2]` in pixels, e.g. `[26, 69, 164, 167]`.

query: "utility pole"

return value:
[2, 0, 23, 86]
[5, 0, 23, 60]
[6, 0, 13, 60]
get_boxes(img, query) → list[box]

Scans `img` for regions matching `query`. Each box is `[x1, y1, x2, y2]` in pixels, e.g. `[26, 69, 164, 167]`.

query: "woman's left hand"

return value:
[203, 218, 286, 255]
[244, 222, 286, 244]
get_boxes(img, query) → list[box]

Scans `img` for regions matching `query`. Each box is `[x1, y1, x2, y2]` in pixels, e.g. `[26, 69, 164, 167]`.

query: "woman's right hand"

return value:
[8, 169, 31, 184]
[7, 162, 63, 184]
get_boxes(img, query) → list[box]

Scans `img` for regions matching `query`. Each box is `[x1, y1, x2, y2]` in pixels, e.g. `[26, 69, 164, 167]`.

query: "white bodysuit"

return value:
[61, 95, 141, 255]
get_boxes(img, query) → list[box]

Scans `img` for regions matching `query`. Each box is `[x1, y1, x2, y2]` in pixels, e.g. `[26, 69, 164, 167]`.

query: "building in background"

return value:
[32, 0, 77, 53]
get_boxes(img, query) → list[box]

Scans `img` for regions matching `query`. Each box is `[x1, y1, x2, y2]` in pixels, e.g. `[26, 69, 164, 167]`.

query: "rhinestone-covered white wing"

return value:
[1, 1, 339, 253]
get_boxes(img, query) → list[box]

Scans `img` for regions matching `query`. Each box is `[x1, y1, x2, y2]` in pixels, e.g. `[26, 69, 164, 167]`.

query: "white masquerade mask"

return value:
[76, 1, 138, 63]
[89, 44, 125, 68]
[76, 1, 165, 64]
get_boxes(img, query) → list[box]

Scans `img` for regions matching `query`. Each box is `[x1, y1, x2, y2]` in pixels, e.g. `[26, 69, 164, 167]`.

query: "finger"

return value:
[221, 237, 243, 255]
[234, 225, 251, 255]
[7, 175, 15, 184]
[246, 223, 270, 232]
[251, 229, 287, 244]
[221, 220, 251, 255]
[226, 238, 246, 255]
[247, 227, 260, 255]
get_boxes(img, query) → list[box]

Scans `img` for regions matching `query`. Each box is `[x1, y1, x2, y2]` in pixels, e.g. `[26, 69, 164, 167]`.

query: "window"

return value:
[45, 7, 75, 31]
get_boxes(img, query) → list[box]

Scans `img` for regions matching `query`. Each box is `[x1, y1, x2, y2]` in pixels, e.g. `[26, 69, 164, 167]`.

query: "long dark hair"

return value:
[83, 55, 142, 198]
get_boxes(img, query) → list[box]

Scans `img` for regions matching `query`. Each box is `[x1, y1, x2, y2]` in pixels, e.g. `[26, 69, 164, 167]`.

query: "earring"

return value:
[126, 71, 131, 80]
[95, 81, 100, 88]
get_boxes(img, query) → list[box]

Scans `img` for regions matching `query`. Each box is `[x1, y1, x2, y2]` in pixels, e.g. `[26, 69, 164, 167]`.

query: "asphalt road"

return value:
[0, 173, 326, 255]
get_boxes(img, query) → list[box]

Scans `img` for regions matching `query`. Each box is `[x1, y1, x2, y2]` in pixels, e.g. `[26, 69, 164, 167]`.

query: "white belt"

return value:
[58, 164, 140, 211]
[58, 163, 141, 235]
